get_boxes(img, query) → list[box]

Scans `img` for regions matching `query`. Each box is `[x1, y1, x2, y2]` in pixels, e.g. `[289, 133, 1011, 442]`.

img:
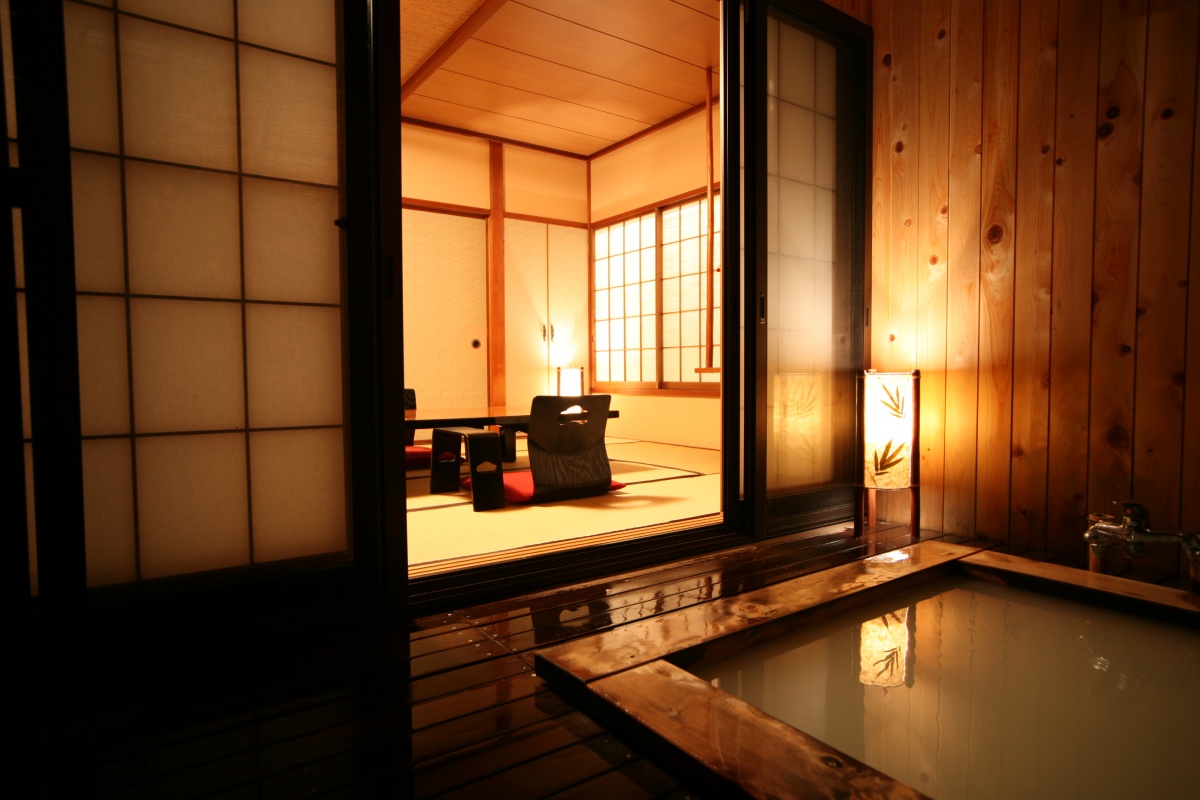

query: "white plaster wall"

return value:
[604, 392, 721, 450]
[590, 104, 721, 223]
[504, 145, 588, 222]
[400, 123, 490, 208]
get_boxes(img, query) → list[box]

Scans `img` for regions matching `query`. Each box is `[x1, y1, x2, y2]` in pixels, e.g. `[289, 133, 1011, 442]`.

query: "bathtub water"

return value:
[536, 544, 1200, 798]
[692, 573, 1200, 800]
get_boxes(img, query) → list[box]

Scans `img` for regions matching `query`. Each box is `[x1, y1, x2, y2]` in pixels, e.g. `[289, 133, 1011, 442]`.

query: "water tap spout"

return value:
[1084, 501, 1200, 592]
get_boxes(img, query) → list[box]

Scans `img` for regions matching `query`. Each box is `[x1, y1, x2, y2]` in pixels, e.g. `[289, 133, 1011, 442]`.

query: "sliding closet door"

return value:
[505, 218, 588, 408]
[402, 208, 488, 408]
[505, 217, 550, 405]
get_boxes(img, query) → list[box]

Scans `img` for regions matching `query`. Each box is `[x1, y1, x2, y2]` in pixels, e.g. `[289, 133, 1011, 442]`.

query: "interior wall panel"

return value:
[591, 110, 712, 222]
[1009, 0, 1058, 554]
[874, 0, 921, 525]
[1130, 0, 1198, 574]
[916, 0, 951, 536]
[1087, 0, 1144, 531]
[864, 0, 1200, 581]
[942, 0, 983, 538]
[1049, 0, 1102, 556]
[400, 123, 491, 208]
[504, 145, 588, 222]
[975, 0, 1018, 542]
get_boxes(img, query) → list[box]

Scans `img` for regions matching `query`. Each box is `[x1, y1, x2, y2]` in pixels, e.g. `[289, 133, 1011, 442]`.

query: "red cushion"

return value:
[405, 445, 431, 469]
[461, 470, 625, 504]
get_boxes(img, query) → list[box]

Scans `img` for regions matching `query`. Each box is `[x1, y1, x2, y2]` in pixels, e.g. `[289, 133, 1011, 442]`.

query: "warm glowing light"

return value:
[773, 372, 825, 485]
[860, 606, 912, 687]
[865, 550, 910, 565]
[862, 371, 916, 490]
[558, 366, 584, 397]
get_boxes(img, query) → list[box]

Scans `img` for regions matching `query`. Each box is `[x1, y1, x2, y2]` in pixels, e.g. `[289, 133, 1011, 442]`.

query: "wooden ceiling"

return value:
[400, 0, 721, 157]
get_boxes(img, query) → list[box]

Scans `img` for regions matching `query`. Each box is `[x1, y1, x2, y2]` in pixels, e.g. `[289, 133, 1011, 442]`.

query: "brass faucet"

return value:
[1084, 501, 1200, 592]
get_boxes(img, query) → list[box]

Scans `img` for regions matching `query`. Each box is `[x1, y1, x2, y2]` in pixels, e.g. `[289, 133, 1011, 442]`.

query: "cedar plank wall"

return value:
[824, 0, 1200, 578]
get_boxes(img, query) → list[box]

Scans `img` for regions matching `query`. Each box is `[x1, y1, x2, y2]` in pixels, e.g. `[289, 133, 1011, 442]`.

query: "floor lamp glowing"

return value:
[557, 366, 584, 397]
[855, 370, 920, 537]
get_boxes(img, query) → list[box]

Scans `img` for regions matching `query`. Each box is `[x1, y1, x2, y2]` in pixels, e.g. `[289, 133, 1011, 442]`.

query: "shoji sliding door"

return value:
[7, 1, 364, 596]
[749, 0, 868, 535]
[78, 0, 346, 584]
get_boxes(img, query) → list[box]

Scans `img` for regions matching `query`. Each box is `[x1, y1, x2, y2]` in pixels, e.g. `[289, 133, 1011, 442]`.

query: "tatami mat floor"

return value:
[406, 437, 722, 568]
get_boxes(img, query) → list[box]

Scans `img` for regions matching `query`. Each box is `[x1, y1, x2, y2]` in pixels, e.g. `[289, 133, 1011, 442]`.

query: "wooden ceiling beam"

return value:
[401, 0, 509, 102]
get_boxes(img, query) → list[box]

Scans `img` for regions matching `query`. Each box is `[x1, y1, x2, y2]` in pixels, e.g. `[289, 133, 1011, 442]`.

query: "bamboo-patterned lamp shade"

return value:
[861, 370, 919, 490]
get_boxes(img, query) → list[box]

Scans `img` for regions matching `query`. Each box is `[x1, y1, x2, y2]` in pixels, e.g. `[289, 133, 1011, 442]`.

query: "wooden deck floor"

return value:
[26, 525, 1008, 798]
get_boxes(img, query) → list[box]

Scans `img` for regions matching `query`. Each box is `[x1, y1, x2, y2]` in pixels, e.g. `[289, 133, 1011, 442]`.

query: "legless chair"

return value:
[464, 394, 622, 504]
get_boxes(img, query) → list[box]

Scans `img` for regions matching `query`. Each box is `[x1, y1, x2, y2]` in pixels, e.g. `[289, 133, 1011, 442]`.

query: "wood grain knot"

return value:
[1119, 344, 1132, 355]
[1041, 144, 1051, 154]
[929, 255, 938, 265]
[895, 141, 904, 153]
[1106, 105, 1121, 119]
[986, 224, 1003, 243]
[940, 205, 948, 215]
[937, 29, 946, 39]
[820, 756, 844, 769]
[1161, 107, 1174, 120]
[1097, 122, 1113, 139]
[882, 53, 892, 66]
[1012, 444, 1025, 457]
[1106, 425, 1130, 450]
[1172, 371, 1185, 387]
[1056, 157, 1064, 165]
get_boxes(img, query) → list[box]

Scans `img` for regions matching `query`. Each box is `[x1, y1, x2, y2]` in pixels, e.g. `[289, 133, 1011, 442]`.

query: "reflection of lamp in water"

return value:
[856, 370, 920, 536]
[557, 366, 584, 397]
[774, 373, 820, 484]
[859, 606, 914, 688]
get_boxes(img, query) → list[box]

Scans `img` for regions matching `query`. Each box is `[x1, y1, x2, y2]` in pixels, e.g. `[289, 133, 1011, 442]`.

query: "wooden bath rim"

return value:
[535, 541, 1200, 799]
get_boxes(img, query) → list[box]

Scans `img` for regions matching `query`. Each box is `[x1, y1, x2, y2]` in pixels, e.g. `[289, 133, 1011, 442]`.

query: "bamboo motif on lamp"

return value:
[863, 374, 912, 489]
[856, 370, 921, 535]
[859, 606, 915, 688]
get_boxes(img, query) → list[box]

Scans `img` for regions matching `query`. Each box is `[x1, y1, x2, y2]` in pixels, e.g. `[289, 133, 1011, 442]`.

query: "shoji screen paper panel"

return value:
[765, 16, 839, 492]
[64, 0, 346, 586]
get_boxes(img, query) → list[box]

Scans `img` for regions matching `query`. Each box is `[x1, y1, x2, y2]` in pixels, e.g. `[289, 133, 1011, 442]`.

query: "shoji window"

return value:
[62, 0, 346, 585]
[662, 195, 721, 386]
[594, 211, 655, 386]
[593, 195, 722, 391]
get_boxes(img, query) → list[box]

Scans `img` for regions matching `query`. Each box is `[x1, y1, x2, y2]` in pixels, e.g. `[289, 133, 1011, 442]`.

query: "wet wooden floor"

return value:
[26, 525, 1018, 798]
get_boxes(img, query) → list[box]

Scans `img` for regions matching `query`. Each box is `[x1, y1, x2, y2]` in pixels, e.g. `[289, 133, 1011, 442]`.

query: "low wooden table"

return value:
[405, 405, 619, 462]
